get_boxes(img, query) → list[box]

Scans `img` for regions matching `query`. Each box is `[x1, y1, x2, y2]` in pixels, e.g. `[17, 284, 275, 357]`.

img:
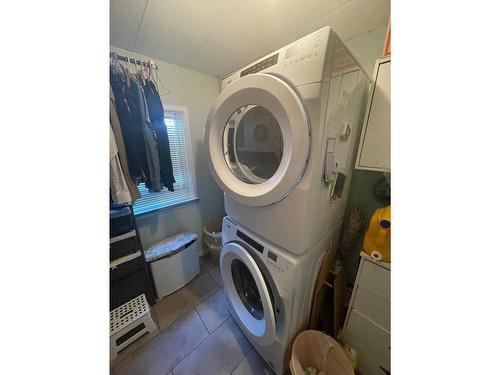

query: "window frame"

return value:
[133, 104, 198, 216]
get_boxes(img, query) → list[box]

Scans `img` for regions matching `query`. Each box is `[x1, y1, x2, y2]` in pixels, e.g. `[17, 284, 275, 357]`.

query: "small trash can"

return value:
[290, 330, 354, 375]
[144, 232, 199, 299]
[203, 216, 223, 266]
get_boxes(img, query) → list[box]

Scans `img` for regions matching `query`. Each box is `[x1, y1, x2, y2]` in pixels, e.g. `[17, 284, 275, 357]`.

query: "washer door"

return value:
[205, 73, 310, 207]
[220, 242, 276, 347]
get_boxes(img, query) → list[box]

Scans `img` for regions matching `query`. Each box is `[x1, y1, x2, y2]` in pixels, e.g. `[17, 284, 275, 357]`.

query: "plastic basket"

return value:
[290, 330, 354, 375]
[203, 216, 223, 265]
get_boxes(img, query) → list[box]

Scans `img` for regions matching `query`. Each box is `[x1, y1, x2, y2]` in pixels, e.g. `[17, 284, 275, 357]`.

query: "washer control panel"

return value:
[224, 217, 293, 277]
[264, 249, 291, 275]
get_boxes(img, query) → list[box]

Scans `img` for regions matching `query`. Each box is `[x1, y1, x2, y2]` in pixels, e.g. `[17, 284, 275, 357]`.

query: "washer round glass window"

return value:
[223, 105, 283, 184]
[231, 259, 263, 320]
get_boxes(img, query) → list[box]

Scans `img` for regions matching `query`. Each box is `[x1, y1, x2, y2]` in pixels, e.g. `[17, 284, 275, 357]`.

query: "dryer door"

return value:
[205, 73, 310, 207]
[220, 242, 276, 347]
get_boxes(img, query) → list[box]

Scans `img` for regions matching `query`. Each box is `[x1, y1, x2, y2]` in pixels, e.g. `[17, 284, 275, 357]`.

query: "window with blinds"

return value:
[133, 108, 196, 215]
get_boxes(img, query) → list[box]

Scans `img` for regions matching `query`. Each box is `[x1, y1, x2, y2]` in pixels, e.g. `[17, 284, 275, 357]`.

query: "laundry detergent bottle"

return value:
[362, 205, 390, 261]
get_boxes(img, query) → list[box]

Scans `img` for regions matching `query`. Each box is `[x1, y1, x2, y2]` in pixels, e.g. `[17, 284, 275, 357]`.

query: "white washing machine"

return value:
[220, 216, 341, 375]
[205, 26, 370, 256]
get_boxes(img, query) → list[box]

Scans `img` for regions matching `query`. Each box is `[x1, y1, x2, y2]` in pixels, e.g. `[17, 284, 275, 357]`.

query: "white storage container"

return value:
[145, 233, 199, 299]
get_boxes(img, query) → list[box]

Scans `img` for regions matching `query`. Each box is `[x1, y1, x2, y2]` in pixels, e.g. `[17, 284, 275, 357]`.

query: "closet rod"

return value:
[111, 52, 158, 70]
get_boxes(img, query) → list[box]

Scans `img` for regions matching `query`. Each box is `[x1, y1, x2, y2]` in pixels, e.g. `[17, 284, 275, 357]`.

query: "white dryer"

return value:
[220, 216, 341, 375]
[205, 26, 370, 256]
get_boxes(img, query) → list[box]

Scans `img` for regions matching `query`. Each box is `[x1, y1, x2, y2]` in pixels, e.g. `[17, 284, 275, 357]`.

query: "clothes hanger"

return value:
[137, 60, 145, 84]
[152, 64, 158, 85]
[142, 61, 148, 81]
[126, 57, 131, 73]
[147, 60, 152, 81]
[125, 57, 131, 87]
[142, 60, 147, 79]
[154, 68, 170, 96]
[147, 61, 152, 81]
[133, 58, 138, 75]
[109, 53, 121, 76]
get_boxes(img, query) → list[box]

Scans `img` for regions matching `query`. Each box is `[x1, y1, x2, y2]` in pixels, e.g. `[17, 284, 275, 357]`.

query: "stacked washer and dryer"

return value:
[205, 26, 370, 374]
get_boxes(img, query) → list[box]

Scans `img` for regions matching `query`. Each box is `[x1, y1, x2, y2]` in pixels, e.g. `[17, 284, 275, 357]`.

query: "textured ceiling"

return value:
[111, 0, 390, 78]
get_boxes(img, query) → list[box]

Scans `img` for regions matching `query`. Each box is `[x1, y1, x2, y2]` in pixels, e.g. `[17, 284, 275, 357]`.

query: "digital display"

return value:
[240, 53, 279, 77]
[237, 230, 264, 253]
[267, 251, 277, 262]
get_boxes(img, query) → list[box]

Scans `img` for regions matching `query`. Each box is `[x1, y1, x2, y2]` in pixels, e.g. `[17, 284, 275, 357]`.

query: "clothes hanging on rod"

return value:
[128, 72, 162, 192]
[111, 52, 158, 71]
[143, 80, 175, 191]
[110, 56, 144, 181]
[109, 53, 176, 198]
[110, 87, 141, 203]
[110, 126, 132, 205]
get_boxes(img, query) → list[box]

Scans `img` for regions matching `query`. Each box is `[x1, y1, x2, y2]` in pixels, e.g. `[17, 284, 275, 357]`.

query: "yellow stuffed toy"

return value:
[363, 205, 390, 262]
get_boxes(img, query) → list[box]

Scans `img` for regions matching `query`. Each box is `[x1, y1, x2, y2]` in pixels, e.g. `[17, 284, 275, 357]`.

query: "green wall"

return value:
[341, 170, 388, 284]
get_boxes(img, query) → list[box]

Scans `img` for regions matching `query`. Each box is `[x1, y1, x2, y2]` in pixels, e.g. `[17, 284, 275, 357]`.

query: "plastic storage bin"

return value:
[110, 230, 140, 261]
[110, 206, 135, 238]
[144, 233, 199, 299]
[290, 330, 354, 375]
[203, 216, 223, 265]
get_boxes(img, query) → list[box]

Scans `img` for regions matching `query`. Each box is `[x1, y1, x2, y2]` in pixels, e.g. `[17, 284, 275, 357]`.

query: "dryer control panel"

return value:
[240, 53, 279, 77]
[221, 26, 333, 90]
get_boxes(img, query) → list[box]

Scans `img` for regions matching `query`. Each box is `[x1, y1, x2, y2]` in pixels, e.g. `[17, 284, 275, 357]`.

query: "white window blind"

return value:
[133, 109, 196, 215]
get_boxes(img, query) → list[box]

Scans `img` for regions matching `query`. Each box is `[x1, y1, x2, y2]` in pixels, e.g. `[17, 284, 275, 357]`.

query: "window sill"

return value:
[134, 196, 199, 217]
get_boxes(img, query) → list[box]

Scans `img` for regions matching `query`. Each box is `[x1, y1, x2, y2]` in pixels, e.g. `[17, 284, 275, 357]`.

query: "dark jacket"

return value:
[129, 74, 162, 192]
[110, 59, 143, 181]
[143, 80, 176, 191]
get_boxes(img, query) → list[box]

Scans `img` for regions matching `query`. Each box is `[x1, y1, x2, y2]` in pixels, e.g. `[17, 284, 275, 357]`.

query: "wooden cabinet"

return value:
[355, 58, 391, 172]
[342, 252, 390, 375]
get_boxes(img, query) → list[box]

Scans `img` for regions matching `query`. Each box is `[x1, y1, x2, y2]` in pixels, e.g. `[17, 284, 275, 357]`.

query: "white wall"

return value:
[345, 24, 388, 77]
[111, 46, 225, 251]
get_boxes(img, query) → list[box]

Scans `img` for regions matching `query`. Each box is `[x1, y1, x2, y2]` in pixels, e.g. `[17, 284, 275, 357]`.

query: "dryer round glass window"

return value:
[231, 258, 263, 320]
[223, 105, 283, 184]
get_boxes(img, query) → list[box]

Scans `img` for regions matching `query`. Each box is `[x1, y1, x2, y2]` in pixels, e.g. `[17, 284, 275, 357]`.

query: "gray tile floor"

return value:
[111, 255, 274, 375]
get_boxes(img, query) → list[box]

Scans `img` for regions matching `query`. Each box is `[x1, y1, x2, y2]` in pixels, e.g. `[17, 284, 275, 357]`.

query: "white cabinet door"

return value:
[356, 58, 390, 172]
[342, 255, 391, 375]
[343, 310, 391, 375]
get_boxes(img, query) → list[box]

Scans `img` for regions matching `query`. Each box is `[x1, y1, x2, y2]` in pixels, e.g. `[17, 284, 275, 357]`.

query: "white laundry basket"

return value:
[203, 216, 223, 265]
[145, 233, 199, 299]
